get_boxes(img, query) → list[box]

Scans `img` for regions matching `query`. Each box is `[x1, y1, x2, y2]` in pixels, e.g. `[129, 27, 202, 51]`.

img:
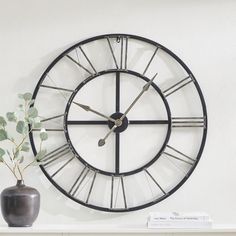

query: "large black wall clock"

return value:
[29, 33, 207, 212]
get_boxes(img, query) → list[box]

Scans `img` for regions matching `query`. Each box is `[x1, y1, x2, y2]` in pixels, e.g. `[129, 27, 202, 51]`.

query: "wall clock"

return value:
[29, 33, 207, 212]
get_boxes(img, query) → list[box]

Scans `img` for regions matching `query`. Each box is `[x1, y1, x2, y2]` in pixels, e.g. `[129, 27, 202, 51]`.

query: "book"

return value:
[147, 212, 212, 229]
[149, 212, 210, 222]
[148, 220, 212, 229]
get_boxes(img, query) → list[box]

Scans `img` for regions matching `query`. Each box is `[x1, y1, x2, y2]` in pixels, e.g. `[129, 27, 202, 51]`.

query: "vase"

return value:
[1, 180, 40, 227]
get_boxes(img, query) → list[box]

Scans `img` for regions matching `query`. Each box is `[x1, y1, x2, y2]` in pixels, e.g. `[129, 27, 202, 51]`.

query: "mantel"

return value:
[0, 224, 236, 234]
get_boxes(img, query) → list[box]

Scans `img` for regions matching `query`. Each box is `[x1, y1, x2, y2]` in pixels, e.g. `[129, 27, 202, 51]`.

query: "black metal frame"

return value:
[29, 33, 208, 212]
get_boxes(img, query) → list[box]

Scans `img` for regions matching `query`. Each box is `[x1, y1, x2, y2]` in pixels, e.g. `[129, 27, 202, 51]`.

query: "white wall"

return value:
[0, 0, 236, 226]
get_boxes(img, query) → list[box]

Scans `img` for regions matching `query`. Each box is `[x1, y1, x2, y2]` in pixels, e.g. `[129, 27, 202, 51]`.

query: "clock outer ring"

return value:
[64, 69, 172, 177]
[29, 33, 208, 212]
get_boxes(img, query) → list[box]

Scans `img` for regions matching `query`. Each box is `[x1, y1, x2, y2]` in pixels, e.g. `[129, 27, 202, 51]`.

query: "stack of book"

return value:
[147, 212, 212, 229]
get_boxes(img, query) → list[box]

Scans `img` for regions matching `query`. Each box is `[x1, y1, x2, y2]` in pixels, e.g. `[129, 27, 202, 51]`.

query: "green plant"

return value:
[0, 92, 47, 181]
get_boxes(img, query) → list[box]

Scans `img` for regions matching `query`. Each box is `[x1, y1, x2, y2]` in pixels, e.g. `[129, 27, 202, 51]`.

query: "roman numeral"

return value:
[69, 167, 90, 197]
[143, 47, 159, 75]
[144, 169, 166, 195]
[78, 45, 97, 74]
[162, 75, 193, 97]
[172, 117, 206, 128]
[110, 175, 114, 209]
[106, 36, 128, 70]
[163, 145, 195, 165]
[66, 55, 94, 75]
[106, 37, 119, 69]
[32, 128, 64, 132]
[110, 176, 127, 209]
[119, 36, 128, 70]
[51, 156, 75, 178]
[40, 84, 75, 93]
[85, 171, 97, 204]
[41, 114, 65, 123]
[41, 144, 71, 167]
[40, 144, 74, 178]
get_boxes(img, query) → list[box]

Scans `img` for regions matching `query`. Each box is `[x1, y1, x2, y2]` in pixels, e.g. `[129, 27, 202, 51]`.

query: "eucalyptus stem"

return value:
[22, 159, 37, 172]
[16, 164, 23, 180]
[3, 160, 19, 180]
[7, 138, 17, 147]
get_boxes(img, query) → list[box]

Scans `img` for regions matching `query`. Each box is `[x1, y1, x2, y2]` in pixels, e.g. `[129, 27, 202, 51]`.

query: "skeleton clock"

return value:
[29, 34, 207, 212]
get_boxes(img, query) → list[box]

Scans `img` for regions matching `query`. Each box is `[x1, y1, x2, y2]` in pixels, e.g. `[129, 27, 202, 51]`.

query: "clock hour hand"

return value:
[73, 101, 116, 123]
[98, 125, 117, 147]
[98, 74, 157, 147]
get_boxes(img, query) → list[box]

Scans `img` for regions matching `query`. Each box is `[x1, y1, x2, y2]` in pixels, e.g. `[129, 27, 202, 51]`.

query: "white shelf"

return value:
[0, 224, 236, 234]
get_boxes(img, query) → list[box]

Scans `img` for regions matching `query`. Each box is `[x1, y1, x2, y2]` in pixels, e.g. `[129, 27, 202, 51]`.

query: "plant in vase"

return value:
[0, 92, 48, 227]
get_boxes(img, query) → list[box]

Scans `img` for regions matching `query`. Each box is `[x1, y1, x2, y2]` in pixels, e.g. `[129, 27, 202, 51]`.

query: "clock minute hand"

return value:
[121, 73, 157, 120]
[73, 101, 116, 123]
[98, 73, 157, 147]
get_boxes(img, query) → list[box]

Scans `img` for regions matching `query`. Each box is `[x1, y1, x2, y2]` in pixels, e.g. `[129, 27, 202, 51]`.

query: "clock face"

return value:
[29, 34, 207, 212]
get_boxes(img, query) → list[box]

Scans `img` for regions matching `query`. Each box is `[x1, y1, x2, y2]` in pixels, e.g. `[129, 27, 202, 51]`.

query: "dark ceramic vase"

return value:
[1, 180, 40, 227]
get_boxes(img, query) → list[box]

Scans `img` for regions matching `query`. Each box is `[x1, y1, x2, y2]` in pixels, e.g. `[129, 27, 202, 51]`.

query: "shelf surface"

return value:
[0, 224, 236, 234]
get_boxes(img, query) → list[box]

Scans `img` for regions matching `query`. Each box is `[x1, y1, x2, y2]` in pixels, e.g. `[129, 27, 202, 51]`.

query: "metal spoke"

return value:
[67, 120, 108, 125]
[129, 120, 169, 125]
[115, 133, 120, 174]
[116, 72, 120, 112]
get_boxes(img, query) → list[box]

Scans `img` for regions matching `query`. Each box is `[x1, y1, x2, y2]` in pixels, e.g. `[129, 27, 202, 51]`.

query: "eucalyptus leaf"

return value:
[33, 122, 42, 129]
[0, 148, 5, 157]
[0, 129, 7, 141]
[0, 116, 7, 127]
[36, 149, 47, 160]
[25, 117, 34, 125]
[6, 112, 17, 122]
[14, 149, 20, 159]
[28, 107, 38, 118]
[16, 121, 26, 134]
[40, 131, 48, 141]
[19, 156, 24, 164]
[0, 156, 3, 162]
[21, 142, 30, 152]
[23, 93, 32, 101]
[18, 94, 24, 99]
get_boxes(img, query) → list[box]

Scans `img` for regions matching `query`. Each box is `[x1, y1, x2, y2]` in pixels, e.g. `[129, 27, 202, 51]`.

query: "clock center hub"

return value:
[108, 112, 129, 133]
